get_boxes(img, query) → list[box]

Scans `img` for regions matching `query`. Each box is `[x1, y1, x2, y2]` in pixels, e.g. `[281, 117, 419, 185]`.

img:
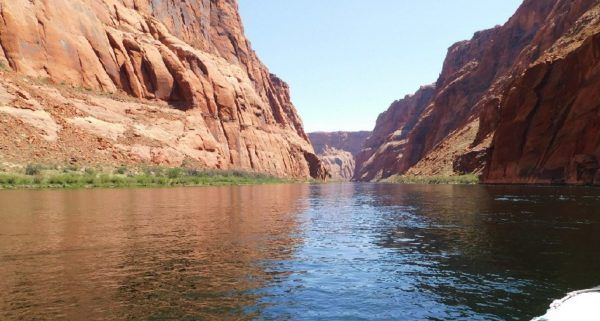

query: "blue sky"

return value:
[238, 0, 523, 132]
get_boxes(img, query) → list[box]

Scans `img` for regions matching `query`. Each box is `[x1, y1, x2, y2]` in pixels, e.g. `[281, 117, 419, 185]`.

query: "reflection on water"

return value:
[0, 185, 309, 320]
[0, 184, 599, 320]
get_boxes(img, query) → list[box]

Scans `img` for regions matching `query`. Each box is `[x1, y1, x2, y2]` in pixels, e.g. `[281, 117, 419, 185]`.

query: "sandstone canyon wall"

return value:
[484, 4, 600, 184]
[0, 0, 326, 179]
[309, 131, 371, 157]
[308, 131, 370, 181]
[316, 147, 355, 181]
[355, 0, 600, 185]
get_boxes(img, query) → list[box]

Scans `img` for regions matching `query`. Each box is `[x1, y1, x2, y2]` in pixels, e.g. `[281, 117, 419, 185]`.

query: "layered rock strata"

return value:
[318, 147, 355, 181]
[356, 0, 600, 185]
[309, 131, 370, 181]
[0, 0, 326, 179]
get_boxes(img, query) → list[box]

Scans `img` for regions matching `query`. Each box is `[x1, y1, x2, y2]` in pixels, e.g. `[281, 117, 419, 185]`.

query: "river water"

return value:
[0, 184, 599, 320]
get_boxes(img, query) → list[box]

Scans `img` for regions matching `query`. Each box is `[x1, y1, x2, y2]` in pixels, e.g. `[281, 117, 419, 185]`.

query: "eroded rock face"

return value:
[0, 0, 325, 179]
[308, 131, 370, 181]
[318, 147, 355, 181]
[356, 0, 600, 184]
[353, 86, 435, 181]
[309, 131, 371, 157]
[484, 8, 600, 184]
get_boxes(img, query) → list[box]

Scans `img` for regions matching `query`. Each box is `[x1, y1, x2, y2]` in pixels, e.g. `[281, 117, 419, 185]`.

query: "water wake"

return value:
[532, 287, 600, 321]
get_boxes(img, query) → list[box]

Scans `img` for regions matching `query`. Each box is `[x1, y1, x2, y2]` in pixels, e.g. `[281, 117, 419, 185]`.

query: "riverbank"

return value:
[0, 165, 288, 189]
[382, 174, 480, 185]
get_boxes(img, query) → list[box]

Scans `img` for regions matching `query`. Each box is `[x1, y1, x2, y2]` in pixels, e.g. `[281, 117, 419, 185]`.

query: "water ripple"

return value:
[0, 184, 599, 320]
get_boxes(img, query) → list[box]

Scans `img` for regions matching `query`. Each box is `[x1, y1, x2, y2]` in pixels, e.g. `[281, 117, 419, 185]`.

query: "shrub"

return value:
[166, 168, 182, 179]
[82, 176, 95, 185]
[147, 167, 163, 176]
[25, 164, 42, 176]
[63, 164, 79, 173]
[1, 165, 284, 189]
[186, 168, 201, 176]
[390, 174, 480, 185]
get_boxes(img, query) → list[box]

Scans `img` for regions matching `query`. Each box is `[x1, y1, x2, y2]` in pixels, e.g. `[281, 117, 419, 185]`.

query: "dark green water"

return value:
[0, 184, 599, 320]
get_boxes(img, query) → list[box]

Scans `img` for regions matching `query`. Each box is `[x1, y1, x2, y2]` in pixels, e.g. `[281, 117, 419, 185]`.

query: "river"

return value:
[1, 184, 599, 320]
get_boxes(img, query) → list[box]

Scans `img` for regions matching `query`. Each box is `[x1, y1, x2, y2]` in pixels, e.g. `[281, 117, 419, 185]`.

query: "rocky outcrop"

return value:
[0, 0, 326, 179]
[356, 0, 600, 185]
[318, 147, 355, 181]
[484, 5, 600, 184]
[309, 131, 371, 157]
[353, 86, 435, 181]
[308, 131, 370, 181]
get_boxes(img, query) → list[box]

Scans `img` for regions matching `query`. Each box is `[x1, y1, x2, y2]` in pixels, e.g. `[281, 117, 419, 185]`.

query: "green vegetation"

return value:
[25, 163, 42, 176]
[0, 164, 288, 189]
[384, 174, 480, 185]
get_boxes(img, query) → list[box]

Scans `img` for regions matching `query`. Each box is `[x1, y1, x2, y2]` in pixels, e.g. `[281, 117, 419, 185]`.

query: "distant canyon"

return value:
[1, 0, 599, 185]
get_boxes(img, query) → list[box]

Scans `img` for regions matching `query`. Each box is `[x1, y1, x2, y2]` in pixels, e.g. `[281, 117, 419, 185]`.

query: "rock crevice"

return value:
[0, 0, 323, 178]
[355, 0, 600, 185]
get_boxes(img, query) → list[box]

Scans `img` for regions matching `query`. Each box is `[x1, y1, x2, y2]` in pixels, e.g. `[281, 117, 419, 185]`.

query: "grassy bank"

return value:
[383, 174, 480, 185]
[0, 165, 288, 189]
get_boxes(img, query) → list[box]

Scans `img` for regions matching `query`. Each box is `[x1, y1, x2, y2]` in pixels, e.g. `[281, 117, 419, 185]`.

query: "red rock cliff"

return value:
[318, 147, 355, 181]
[356, 0, 600, 184]
[308, 131, 371, 157]
[484, 3, 600, 184]
[353, 86, 435, 181]
[0, 0, 326, 179]
[308, 131, 370, 181]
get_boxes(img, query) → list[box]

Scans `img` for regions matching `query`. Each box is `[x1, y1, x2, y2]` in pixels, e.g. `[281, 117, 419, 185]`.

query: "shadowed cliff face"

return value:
[0, 0, 326, 179]
[353, 86, 435, 181]
[484, 7, 600, 184]
[309, 131, 371, 157]
[356, 0, 600, 184]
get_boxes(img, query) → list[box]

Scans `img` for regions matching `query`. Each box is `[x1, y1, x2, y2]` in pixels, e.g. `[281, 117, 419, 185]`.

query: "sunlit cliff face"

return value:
[0, 0, 326, 178]
[354, 0, 600, 185]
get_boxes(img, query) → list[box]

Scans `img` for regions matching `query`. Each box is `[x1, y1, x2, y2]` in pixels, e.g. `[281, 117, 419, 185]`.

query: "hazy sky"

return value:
[238, 0, 523, 132]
